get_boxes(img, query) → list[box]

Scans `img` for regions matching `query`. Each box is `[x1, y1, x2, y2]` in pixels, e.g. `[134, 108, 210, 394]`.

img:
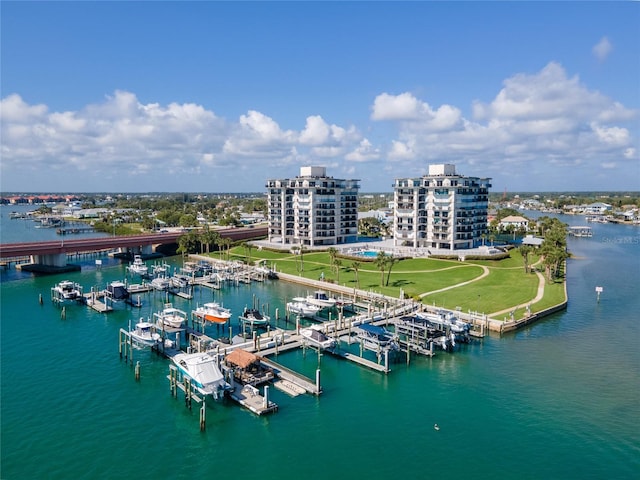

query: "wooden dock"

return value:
[84, 292, 113, 313]
[260, 357, 321, 395]
[325, 349, 390, 373]
[229, 384, 278, 415]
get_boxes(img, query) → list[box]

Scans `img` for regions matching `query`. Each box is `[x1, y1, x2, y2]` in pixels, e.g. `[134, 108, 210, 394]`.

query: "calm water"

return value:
[1, 208, 639, 479]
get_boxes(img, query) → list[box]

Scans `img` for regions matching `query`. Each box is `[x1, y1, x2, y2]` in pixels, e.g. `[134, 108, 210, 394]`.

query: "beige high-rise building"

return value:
[393, 164, 491, 250]
[266, 166, 360, 246]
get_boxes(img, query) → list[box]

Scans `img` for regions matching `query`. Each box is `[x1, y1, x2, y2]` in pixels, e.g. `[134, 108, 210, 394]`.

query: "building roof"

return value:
[522, 235, 544, 246]
[500, 215, 529, 223]
[225, 349, 259, 369]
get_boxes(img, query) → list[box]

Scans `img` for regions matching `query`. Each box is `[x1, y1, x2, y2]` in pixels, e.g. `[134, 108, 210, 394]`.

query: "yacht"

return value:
[51, 280, 83, 302]
[172, 352, 229, 399]
[192, 302, 232, 324]
[127, 255, 148, 276]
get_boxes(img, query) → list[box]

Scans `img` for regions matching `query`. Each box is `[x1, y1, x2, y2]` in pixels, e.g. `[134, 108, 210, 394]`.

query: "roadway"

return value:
[0, 226, 267, 258]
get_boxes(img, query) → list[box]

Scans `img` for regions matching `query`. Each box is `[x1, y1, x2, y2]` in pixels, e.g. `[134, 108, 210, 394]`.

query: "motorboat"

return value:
[239, 307, 270, 327]
[169, 274, 191, 289]
[286, 297, 322, 317]
[127, 255, 148, 276]
[415, 310, 471, 343]
[150, 275, 170, 291]
[300, 327, 336, 350]
[192, 302, 232, 324]
[172, 351, 229, 399]
[354, 324, 399, 352]
[153, 303, 188, 328]
[105, 281, 130, 302]
[129, 318, 161, 347]
[51, 280, 83, 302]
[305, 290, 337, 309]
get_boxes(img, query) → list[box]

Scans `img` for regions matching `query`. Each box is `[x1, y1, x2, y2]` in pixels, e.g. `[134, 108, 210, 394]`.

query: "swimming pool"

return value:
[353, 250, 380, 258]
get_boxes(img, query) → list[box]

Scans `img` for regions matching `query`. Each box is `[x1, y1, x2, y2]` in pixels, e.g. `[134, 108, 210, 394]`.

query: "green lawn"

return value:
[204, 246, 566, 321]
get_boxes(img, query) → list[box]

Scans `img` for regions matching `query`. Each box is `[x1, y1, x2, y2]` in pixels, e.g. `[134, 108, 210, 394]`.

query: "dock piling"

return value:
[200, 400, 206, 431]
[135, 361, 140, 381]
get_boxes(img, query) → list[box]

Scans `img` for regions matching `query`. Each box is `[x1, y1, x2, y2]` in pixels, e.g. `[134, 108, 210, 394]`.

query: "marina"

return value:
[1, 207, 638, 479]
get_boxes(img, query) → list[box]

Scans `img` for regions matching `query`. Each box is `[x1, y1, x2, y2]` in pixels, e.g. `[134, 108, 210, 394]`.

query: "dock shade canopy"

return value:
[225, 349, 259, 369]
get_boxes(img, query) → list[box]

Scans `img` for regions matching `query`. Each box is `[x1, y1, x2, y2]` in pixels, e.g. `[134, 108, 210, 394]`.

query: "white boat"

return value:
[129, 318, 161, 347]
[415, 311, 471, 335]
[286, 297, 322, 317]
[51, 280, 83, 302]
[127, 255, 149, 276]
[172, 352, 229, 399]
[300, 327, 336, 350]
[153, 303, 188, 328]
[150, 275, 170, 291]
[239, 307, 270, 327]
[306, 290, 337, 308]
[192, 302, 232, 324]
[354, 324, 399, 352]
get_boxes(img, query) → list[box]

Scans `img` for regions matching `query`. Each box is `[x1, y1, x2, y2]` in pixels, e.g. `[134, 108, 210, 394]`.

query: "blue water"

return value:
[354, 249, 379, 258]
[1, 207, 639, 479]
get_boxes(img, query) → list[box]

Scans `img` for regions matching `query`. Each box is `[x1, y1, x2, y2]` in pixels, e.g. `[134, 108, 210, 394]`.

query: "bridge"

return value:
[0, 226, 267, 272]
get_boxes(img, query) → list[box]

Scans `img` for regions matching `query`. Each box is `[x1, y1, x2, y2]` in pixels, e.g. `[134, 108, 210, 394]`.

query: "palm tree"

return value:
[519, 244, 533, 274]
[351, 261, 361, 289]
[299, 244, 306, 272]
[327, 247, 338, 271]
[385, 256, 398, 286]
[177, 231, 199, 257]
[375, 251, 388, 287]
[223, 237, 232, 260]
[334, 258, 342, 282]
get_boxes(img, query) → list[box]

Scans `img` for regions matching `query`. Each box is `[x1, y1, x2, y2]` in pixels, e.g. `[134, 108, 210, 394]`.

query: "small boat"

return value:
[105, 281, 130, 302]
[192, 302, 232, 324]
[153, 303, 187, 328]
[51, 280, 83, 302]
[172, 351, 229, 399]
[129, 318, 161, 347]
[354, 324, 399, 352]
[286, 297, 322, 317]
[239, 307, 270, 327]
[300, 327, 336, 350]
[150, 275, 170, 291]
[305, 290, 337, 309]
[127, 255, 148, 276]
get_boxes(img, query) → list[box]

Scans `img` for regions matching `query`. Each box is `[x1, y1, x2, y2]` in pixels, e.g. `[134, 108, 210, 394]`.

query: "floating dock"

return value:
[229, 384, 277, 415]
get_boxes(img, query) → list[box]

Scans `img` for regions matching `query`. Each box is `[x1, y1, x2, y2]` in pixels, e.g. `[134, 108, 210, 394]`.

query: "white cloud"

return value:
[1, 91, 366, 190]
[345, 138, 380, 162]
[593, 36, 613, 62]
[372, 62, 638, 183]
[371, 92, 422, 120]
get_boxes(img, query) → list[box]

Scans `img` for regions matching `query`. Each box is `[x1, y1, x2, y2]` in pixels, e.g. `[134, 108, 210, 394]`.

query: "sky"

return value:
[1, 1, 639, 194]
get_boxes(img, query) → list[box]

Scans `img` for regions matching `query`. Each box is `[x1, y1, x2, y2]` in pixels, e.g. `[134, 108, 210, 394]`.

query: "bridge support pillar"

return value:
[19, 253, 80, 274]
[32, 253, 68, 268]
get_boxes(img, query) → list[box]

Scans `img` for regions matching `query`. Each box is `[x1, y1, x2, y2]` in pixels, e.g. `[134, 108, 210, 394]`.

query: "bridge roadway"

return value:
[0, 226, 267, 258]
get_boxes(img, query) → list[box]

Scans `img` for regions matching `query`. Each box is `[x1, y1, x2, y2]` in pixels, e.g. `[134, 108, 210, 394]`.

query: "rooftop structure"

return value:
[266, 166, 360, 246]
[393, 164, 492, 250]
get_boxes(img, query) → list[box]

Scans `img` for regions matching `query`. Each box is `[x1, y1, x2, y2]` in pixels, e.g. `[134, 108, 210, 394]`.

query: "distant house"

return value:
[584, 202, 611, 215]
[521, 235, 544, 247]
[499, 215, 529, 230]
